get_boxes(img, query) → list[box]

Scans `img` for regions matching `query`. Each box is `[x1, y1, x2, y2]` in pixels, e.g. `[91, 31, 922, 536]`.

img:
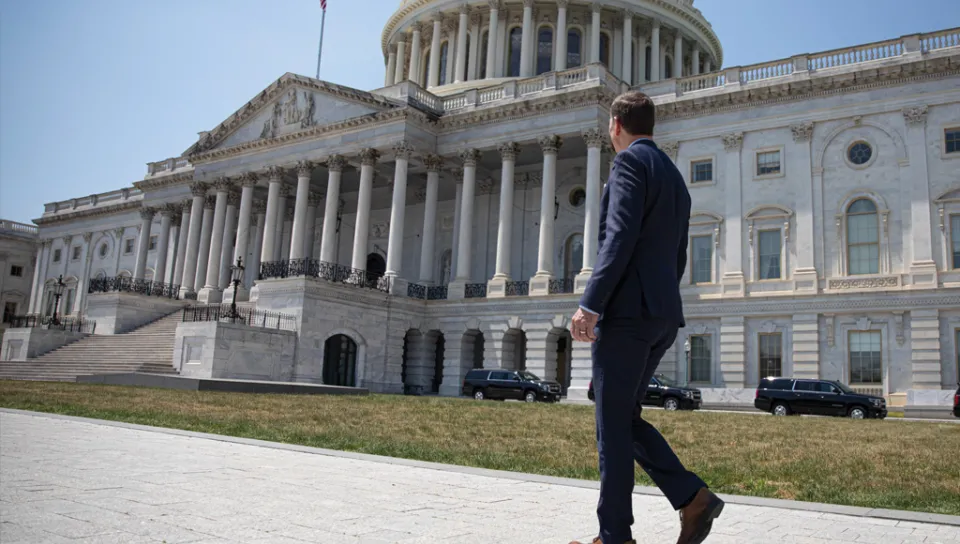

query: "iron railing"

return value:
[258, 259, 390, 293]
[7, 315, 96, 334]
[548, 278, 575, 294]
[465, 283, 487, 298]
[88, 276, 181, 299]
[181, 305, 296, 330]
[505, 281, 529, 296]
[427, 285, 448, 300]
[407, 283, 427, 299]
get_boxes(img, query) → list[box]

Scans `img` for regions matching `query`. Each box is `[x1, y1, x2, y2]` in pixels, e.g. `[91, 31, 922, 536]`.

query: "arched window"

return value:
[422, 49, 431, 83]
[439, 42, 450, 85]
[479, 31, 489, 78]
[323, 334, 358, 387]
[563, 233, 584, 280]
[508, 27, 523, 77]
[536, 27, 553, 75]
[599, 33, 611, 67]
[567, 29, 582, 68]
[645, 46, 652, 81]
[846, 199, 879, 275]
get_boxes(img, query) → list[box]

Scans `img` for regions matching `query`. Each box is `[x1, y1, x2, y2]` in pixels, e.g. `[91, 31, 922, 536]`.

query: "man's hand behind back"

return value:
[570, 307, 599, 342]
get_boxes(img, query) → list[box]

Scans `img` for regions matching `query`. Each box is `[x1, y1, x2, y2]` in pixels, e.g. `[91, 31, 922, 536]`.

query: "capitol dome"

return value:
[380, 0, 722, 93]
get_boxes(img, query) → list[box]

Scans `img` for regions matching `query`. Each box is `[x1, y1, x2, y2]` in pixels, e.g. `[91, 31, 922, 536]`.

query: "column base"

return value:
[793, 268, 819, 293]
[221, 284, 249, 304]
[387, 277, 408, 297]
[720, 272, 746, 297]
[197, 287, 223, 305]
[574, 269, 593, 294]
[909, 261, 939, 288]
[529, 273, 554, 296]
[447, 281, 467, 300]
[486, 276, 508, 298]
[178, 287, 196, 300]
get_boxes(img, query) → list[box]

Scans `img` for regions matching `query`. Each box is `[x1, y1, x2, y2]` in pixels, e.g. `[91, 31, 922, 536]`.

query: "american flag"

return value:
[320, 0, 326, 11]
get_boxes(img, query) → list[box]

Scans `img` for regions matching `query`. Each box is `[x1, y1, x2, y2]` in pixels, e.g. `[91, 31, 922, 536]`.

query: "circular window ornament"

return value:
[569, 187, 586, 208]
[99, 243, 108, 258]
[847, 141, 873, 166]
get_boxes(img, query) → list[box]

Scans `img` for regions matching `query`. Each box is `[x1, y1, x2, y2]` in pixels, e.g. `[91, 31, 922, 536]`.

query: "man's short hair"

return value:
[611, 91, 655, 136]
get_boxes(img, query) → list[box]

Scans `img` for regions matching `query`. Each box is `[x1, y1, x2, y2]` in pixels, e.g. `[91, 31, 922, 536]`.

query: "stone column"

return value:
[488, 142, 519, 297]
[692, 43, 700, 75]
[27, 241, 46, 314]
[385, 45, 397, 87]
[198, 179, 231, 303]
[494, 12, 507, 77]
[249, 200, 267, 289]
[451, 180, 463, 279]
[320, 156, 345, 263]
[704, 57, 712, 73]
[280, 208, 294, 260]
[555, 0, 568, 71]
[428, 16, 443, 88]
[419, 155, 442, 284]
[485, 1, 499, 79]
[621, 10, 633, 84]
[576, 128, 605, 292]
[524, 327, 554, 380]
[172, 201, 191, 288]
[519, 0, 535, 77]
[352, 148, 380, 271]
[649, 20, 660, 82]
[790, 122, 818, 291]
[290, 161, 314, 261]
[75, 232, 94, 315]
[590, 4, 601, 63]
[530, 135, 562, 295]
[133, 207, 155, 280]
[409, 24, 422, 85]
[637, 33, 647, 83]
[260, 167, 284, 264]
[721, 132, 745, 295]
[152, 205, 175, 284]
[673, 32, 683, 78]
[386, 141, 414, 282]
[467, 13, 481, 81]
[166, 213, 180, 283]
[903, 105, 938, 286]
[454, 5, 469, 83]
[274, 185, 290, 262]
[449, 150, 480, 298]
[439, 327, 465, 396]
[394, 39, 407, 83]
[218, 190, 240, 289]
[219, 174, 256, 301]
[304, 191, 322, 259]
[193, 196, 216, 293]
[179, 183, 207, 297]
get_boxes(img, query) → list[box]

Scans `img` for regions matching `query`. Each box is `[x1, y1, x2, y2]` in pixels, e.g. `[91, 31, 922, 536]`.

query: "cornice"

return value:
[133, 171, 195, 192]
[33, 201, 141, 226]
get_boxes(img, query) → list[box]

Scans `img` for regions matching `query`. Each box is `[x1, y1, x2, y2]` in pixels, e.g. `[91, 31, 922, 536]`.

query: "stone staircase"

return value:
[0, 311, 183, 382]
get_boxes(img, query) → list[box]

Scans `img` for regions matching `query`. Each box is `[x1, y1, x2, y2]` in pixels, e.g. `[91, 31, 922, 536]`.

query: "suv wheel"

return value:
[473, 389, 486, 401]
[524, 391, 537, 403]
[663, 397, 680, 411]
[848, 406, 866, 419]
[772, 402, 790, 416]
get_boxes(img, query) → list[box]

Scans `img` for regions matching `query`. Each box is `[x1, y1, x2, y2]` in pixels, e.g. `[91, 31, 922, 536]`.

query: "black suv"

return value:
[462, 369, 562, 402]
[587, 375, 702, 411]
[754, 377, 886, 419]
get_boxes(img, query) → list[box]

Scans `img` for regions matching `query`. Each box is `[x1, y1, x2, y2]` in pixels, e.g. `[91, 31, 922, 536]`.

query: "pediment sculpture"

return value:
[260, 89, 318, 140]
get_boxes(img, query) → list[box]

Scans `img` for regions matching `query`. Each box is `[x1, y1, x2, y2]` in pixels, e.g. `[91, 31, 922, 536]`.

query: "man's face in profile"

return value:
[608, 116, 621, 153]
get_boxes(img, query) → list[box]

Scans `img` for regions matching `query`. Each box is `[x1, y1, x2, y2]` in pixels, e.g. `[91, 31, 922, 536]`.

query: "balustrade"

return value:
[548, 278, 575, 295]
[465, 283, 487, 298]
[922, 28, 960, 51]
[505, 281, 529, 297]
[807, 39, 903, 71]
[88, 276, 181, 300]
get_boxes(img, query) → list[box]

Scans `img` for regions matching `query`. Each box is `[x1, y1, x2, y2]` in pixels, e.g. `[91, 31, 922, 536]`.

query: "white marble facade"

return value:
[16, 1, 960, 406]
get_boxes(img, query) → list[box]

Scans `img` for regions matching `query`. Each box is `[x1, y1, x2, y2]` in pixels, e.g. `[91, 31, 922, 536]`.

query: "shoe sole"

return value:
[688, 498, 724, 544]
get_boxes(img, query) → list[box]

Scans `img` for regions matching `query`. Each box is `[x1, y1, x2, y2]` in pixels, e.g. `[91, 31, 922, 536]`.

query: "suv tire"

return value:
[663, 397, 680, 411]
[524, 391, 537, 403]
[772, 402, 790, 416]
[473, 388, 486, 401]
[848, 406, 866, 419]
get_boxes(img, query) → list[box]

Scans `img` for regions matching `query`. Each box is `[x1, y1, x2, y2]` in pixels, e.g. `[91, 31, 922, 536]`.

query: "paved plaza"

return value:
[1, 410, 959, 543]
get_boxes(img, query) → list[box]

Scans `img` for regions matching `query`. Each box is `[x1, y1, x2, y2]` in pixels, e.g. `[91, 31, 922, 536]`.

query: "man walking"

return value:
[569, 91, 723, 544]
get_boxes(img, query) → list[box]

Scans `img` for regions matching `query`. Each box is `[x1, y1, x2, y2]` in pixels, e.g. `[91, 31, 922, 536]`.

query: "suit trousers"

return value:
[592, 318, 706, 543]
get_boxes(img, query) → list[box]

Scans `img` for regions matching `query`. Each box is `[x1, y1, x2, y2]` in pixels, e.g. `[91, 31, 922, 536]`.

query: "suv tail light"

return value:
[955, 393, 959, 406]
[755, 388, 759, 399]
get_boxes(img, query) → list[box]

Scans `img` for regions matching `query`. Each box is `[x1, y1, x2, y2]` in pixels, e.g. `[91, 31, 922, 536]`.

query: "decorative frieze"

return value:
[827, 276, 899, 290]
[371, 222, 390, 238]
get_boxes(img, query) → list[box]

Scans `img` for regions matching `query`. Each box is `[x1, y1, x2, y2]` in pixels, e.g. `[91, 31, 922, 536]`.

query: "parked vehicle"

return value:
[462, 368, 562, 402]
[587, 375, 702, 411]
[953, 384, 959, 418]
[754, 377, 886, 419]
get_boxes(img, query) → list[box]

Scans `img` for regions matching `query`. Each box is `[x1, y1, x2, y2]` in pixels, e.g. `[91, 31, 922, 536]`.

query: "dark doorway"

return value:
[432, 333, 445, 393]
[323, 334, 358, 387]
[366, 253, 386, 276]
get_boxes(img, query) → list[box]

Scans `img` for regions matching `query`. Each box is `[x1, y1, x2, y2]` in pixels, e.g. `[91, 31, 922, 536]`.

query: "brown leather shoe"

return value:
[676, 488, 724, 544]
[568, 539, 636, 544]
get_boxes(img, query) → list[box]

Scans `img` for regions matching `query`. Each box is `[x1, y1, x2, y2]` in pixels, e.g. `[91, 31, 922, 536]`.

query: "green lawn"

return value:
[1, 380, 958, 515]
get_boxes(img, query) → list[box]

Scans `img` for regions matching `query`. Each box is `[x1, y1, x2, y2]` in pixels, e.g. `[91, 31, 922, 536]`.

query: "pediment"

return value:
[186, 73, 399, 156]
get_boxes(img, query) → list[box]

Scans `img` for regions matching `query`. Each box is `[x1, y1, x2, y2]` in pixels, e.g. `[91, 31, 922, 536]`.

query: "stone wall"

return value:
[85, 293, 186, 335]
[1, 327, 87, 361]
[173, 321, 297, 381]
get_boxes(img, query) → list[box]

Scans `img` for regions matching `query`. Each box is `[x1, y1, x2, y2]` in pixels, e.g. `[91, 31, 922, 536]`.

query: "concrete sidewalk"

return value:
[1, 410, 958, 544]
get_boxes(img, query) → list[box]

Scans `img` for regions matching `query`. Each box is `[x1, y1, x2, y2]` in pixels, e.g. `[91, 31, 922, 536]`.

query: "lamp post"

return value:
[226, 257, 245, 322]
[683, 338, 691, 378]
[51, 275, 66, 326]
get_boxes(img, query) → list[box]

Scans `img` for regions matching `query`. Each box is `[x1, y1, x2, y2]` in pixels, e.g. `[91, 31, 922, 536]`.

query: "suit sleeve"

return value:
[578, 154, 646, 316]
[677, 209, 689, 284]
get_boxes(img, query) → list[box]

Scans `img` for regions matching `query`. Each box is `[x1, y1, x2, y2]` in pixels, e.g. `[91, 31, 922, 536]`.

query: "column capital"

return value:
[459, 3, 470, 15]
[581, 128, 607, 148]
[296, 160, 314, 178]
[139, 206, 157, 220]
[113, 228, 125, 238]
[721, 132, 743, 152]
[538, 134, 563, 154]
[240, 172, 259, 187]
[591, 2, 603, 14]
[160, 203, 178, 217]
[204, 196, 217, 210]
[227, 190, 242, 207]
[902, 105, 928, 127]
[388, 43, 397, 54]
[459, 148, 481, 167]
[359, 148, 381, 166]
[470, 12, 482, 26]
[253, 200, 268, 215]
[62, 235, 74, 246]
[326, 154, 346, 172]
[180, 199, 193, 213]
[621, 7, 634, 19]
[266, 165, 285, 182]
[213, 177, 233, 193]
[409, 21, 423, 34]
[556, 0, 569, 7]
[423, 154, 444, 172]
[791, 121, 814, 142]
[82, 232, 93, 243]
[308, 191, 324, 207]
[393, 140, 416, 160]
[498, 142, 521, 160]
[189, 182, 209, 197]
[650, 17, 662, 29]
[487, 0, 500, 10]
[522, 0, 535, 8]
[660, 141, 679, 160]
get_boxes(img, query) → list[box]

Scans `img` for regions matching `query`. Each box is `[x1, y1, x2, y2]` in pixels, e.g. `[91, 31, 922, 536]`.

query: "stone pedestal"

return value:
[221, 284, 249, 305]
[720, 273, 746, 297]
[174, 321, 297, 380]
[1, 327, 88, 361]
[447, 281, 467, 300]
[196, 287, 223, 305]
[574, 270, 592, 294]
[529, 274, 552, 296]
[486, 277, 508, 298]
[388, 277, 408, 297]
[909, 262, 939, 288]
[793, 268, 819, 293]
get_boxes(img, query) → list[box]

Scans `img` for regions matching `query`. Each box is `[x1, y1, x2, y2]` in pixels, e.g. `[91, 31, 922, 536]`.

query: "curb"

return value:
[2, 407, 958, 528]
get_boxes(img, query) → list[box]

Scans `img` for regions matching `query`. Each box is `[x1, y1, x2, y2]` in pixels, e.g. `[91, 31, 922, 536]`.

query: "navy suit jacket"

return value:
[579, 138, 691, 327]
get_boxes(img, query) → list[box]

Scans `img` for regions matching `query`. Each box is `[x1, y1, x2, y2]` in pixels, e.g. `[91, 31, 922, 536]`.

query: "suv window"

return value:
[762, 378, 794, 390]
[816, 382, 840, 394]
[490, 371, 511, 380]
[467, 370, 489, 380]
[794, 381, 816, 391]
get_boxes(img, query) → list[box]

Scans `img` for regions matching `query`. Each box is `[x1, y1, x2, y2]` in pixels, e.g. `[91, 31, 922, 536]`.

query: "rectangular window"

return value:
[849, 331, 882, 384]
[689, 335, 712, 383]
[72, 246, 82, 261]
[946, 128, 960, 154]
[691, 235, 713, 284]
[10, 265, 23, 277]
[2, 302, 16, 324]
[124, 239, 135, 255]
[952, 215, 960, 269]
[690, 159, 713, 184]
[149, 235, 158, 251]
[758, 333, 783, 379]
[53, 249, 62, 263]
[758, 230, 782, 280]
[756, 150, 781, 176]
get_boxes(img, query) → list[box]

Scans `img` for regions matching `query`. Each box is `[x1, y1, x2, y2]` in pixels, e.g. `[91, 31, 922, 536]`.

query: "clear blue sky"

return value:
[1, 0, 957, 224]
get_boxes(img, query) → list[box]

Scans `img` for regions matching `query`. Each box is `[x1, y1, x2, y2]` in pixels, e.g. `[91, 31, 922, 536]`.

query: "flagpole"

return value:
[315, 8, 326, 79]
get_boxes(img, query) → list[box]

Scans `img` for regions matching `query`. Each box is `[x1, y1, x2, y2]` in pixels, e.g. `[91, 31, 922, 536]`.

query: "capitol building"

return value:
[2, 0, 959, 410]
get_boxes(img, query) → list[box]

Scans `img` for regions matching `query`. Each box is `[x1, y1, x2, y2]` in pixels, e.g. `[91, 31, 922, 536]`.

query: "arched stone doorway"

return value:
[501, 329, 527, 371]
[427, 331, 445, 394]
[366, 253, 386, 277]
[462, 330, 484, 371]
[323, 334, 358, 387]
[549, 328, 574, 395]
